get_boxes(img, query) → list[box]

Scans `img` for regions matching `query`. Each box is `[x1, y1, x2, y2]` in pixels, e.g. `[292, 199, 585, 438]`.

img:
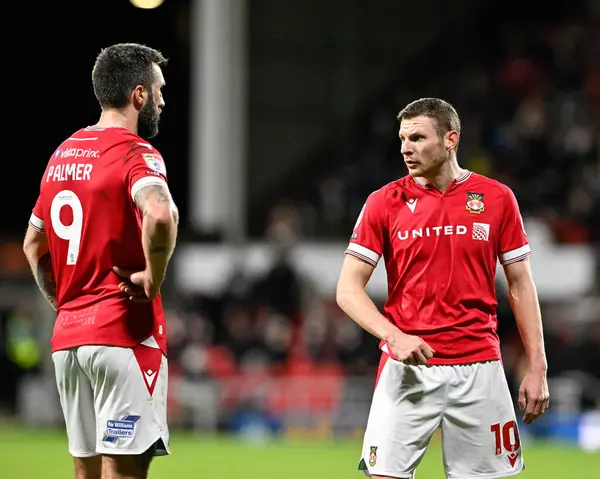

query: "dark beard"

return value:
[137, 93, 160, 139]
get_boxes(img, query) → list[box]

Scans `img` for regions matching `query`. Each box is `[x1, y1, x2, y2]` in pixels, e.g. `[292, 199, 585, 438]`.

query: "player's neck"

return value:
[95, 109, 138, 136]
[416, 159, 465, 193]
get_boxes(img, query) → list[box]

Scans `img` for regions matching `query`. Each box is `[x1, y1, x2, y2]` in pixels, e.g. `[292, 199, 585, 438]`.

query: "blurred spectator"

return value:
[280, 19, 600, 244]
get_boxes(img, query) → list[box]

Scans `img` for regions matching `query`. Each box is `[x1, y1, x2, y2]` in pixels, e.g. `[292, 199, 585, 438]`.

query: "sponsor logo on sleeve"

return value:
[143, 153, 166, 174]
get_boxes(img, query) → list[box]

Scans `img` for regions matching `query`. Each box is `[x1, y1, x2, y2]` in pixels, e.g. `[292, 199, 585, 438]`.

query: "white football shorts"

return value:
[359, 354, 523, 479]
[52, 339, 169, 458]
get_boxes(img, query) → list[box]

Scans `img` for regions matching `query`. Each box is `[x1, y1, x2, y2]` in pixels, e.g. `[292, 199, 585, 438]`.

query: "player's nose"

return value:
[401, 142, 413, 155]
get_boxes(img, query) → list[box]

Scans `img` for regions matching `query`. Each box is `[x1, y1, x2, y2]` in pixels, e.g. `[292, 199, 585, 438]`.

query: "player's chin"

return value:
[406, 166, 424, 177]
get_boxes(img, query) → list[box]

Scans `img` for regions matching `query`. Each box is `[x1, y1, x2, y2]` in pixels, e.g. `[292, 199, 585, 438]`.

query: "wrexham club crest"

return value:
[466, 192, 485, 214]
[368, 446, 378, 466]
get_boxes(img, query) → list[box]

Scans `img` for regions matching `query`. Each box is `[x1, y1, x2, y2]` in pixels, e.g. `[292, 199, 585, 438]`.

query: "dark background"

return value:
[7, 0, 591, 239]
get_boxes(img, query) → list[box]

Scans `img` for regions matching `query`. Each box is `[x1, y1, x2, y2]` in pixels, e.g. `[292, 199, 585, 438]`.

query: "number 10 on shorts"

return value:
[491, 421, 521, 455]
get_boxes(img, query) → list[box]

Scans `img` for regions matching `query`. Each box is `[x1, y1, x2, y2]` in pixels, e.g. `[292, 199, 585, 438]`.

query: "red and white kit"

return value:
[348, 171, 528, 478]
[31, 126, 170, 457]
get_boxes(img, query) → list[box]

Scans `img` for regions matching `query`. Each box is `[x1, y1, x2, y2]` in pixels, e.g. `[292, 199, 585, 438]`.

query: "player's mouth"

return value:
[405, 160, 420, 169]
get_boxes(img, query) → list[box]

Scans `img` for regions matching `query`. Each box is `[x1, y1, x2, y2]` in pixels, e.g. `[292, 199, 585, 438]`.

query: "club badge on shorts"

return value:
[368, 446, 378, 466]
[466, 192, 485, 214]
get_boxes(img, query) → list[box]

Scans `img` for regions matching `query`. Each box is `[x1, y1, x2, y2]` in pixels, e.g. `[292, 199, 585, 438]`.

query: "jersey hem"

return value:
[380, 341, 500, 365]
[52, 339, 167, 356]
[425, 355, 501, 365]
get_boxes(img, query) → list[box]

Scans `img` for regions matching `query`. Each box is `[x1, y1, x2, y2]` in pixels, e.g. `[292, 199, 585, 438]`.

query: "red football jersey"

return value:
[29, 126, 169, 354]
[346, 171, 531, 365]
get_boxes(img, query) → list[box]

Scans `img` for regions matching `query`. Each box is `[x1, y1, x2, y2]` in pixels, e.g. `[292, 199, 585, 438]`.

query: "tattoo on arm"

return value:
[35, 252, 58, 310]
[134, 185, 172, 216]
[150, 246, 167, 254]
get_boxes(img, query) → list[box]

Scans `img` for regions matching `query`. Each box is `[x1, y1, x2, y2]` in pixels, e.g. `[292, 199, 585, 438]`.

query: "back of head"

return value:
[92, 43, 167, 110]
[397, 97, 461, 141]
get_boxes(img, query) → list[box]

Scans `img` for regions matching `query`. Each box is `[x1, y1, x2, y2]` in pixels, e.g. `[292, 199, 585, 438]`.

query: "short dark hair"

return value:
[397, 98, 461, 139]
[92, 43, 168, 109]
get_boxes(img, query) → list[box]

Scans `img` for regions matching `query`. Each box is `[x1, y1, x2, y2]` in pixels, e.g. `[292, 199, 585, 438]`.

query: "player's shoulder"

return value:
[54, 127, 90, 148]
[466, 172, 514, 198]
[84, 126, 161, 153]
[368, 176, 412, 202]
[89, 127, 166, 173]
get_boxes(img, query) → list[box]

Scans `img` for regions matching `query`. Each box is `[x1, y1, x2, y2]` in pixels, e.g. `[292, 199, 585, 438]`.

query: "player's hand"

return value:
[389, 333, 435, 366]
[518, 368, 549, 424]
[112, 266, 159, 303]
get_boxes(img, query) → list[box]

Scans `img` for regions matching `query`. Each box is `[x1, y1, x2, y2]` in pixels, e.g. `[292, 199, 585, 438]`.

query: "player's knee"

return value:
[73, 456, 101, 479]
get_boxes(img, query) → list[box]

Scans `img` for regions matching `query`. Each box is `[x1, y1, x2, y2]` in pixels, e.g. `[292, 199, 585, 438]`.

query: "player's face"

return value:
[138, 65, 166, 139]
[399, 116, 448, 178]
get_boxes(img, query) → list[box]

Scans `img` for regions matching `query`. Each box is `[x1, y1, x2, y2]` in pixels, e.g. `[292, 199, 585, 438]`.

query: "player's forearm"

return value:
[508, 277, 547, 371]
[141, 208, 178, 287]
[336, 286, 401, 342]
[25, 250, 58, 310]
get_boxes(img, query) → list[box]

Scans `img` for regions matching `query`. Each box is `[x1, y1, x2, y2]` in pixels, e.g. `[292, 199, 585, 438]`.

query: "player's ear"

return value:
[446, 130, 459, 151]
[132, 85, 147, 110]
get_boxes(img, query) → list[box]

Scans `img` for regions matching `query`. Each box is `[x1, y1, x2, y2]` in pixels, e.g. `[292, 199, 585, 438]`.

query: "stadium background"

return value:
[1, 0, 599, 477]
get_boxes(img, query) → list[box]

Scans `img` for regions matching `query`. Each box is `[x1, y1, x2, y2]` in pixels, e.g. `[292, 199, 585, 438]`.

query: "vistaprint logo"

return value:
[58, 148, 99, 159]
[397, 225, 468, 241]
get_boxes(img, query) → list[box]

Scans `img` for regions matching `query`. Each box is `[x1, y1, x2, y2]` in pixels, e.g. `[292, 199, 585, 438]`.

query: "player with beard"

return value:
[337, 98, 549, 478]
[23, 43, 178, 479]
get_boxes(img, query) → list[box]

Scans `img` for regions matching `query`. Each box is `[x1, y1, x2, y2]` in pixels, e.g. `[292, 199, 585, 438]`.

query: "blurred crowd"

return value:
[167, 203, 377, 378]
[291, 19, 600, 243]
[162, 214, 381, 430]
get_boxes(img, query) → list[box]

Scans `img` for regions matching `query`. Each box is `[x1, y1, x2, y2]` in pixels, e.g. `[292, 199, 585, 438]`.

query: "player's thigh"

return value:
[360, 354, 444, 478]
[442, 361, 523, 479]
[73, 456, 102, 479]
[101, 449, 154, 479]
[77, 344, 170, 459]
[52, 349, 98, 458]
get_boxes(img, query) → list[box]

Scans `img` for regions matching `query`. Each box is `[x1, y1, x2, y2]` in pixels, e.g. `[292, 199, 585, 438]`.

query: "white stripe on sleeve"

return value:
[131, 176, 169, 202]
[499, 244, 532, 264]
[29, 213, 44, 231]
[345, 243, 380, 265]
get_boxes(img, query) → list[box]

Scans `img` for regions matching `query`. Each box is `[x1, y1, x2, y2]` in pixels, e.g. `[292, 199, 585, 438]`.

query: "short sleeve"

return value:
[498, 187, 531, 265]
[345, 190, 386, 267]
[126, 142, 170, 202]
[29, 195, 45, 232]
